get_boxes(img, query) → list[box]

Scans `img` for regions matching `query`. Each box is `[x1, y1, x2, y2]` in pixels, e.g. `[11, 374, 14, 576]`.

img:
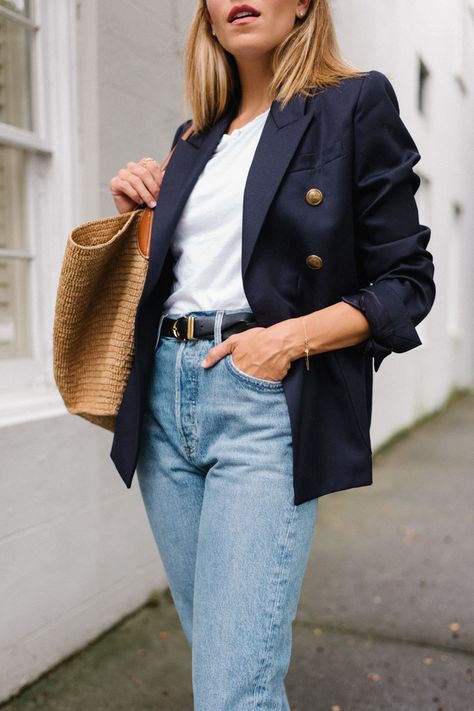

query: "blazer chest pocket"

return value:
[286, 139, 346, 173]
[287, 151, 319, 173]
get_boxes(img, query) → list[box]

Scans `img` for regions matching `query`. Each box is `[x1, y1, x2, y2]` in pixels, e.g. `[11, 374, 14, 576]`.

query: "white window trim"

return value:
[0, 0, 80, 426]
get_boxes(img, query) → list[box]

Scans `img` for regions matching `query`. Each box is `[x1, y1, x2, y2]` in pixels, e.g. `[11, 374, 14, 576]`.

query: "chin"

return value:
[227, 41, 275, 59]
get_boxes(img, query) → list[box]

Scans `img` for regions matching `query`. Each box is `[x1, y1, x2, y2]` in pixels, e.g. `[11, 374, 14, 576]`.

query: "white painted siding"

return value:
[333, 0, 474, 444]
[0, 0, 193, 701]
[0, 0, 472, 702]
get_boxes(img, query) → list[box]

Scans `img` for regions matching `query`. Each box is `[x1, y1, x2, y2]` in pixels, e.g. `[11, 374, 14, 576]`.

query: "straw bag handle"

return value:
[138, 122, 195, 258]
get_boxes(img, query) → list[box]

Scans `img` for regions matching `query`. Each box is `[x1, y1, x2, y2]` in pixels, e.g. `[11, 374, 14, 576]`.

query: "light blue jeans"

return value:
[136, 309, 318, 711]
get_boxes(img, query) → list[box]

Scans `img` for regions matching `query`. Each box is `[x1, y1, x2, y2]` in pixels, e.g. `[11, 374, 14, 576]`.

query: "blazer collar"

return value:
[139, 92, 313, 304]
[185, 91, 309, 149]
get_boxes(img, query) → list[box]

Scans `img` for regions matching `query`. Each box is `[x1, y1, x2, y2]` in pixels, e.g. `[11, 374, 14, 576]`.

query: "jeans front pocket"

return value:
[224, 352, 284, 390]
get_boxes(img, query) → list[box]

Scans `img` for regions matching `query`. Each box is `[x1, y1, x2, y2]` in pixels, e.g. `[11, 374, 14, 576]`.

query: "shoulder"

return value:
[354, 69, 400, 113]
[170, 118, 193, 150]
[306, 69, 399, 114]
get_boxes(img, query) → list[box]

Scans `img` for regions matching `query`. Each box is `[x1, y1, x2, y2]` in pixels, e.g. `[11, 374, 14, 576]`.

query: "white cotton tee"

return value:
[162, 107, 271, 316]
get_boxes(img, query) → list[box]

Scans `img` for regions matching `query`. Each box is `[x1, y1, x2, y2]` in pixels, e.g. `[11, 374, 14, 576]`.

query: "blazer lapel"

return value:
[241, 94, 313, 278]
[139, 92, 314, 305]
[139, 110, 233, 304]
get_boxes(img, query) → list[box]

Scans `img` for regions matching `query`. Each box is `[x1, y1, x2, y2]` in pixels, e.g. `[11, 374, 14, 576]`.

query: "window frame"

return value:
[0, 0, 79, 425]
[416, 55, 430, 117]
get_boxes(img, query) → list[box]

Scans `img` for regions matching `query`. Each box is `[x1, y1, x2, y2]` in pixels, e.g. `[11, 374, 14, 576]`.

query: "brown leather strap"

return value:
[137, 123, 195, 258]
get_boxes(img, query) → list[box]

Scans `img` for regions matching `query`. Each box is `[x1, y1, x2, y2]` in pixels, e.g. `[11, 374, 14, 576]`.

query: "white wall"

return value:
[1, 0, 473, 702]
[0, 415, 165, 700]
[333, 0, 474, 445]
[0, 0, 194, 702]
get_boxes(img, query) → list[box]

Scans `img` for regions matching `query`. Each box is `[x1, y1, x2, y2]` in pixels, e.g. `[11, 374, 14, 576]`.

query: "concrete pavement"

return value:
[2, 390, 473, 711]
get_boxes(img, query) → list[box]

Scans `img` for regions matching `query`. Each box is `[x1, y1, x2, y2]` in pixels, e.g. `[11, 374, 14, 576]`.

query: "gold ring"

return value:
[140, 157, 155, 166]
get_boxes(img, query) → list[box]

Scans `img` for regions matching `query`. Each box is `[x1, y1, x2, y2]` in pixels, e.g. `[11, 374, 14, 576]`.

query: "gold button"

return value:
[305, 188, 323, 206]
[306, 254, 323, 270]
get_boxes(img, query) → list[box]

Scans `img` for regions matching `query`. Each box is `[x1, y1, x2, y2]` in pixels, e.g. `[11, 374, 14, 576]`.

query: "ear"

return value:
[205, 7, 215, 35]
[296, 0, 311, 16]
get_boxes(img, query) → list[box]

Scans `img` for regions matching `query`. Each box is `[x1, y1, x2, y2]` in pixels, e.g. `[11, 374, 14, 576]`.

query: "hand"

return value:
[108, 157, 164, 214]
[201, 327, 292, 381]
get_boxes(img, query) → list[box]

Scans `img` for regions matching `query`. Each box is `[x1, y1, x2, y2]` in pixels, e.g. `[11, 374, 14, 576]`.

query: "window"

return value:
[0, 146, 32, 359]
[0, 1, 36, 359]
[0, 1, 79, 424]
[417, 56, 430, 115]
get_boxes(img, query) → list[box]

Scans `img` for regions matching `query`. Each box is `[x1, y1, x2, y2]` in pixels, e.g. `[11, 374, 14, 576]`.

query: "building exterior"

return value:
[332, 0, 474, 443]
[0, 0, 473, 701]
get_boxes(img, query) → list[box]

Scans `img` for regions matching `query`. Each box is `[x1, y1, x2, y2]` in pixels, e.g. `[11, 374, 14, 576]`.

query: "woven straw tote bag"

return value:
[53, 124, 194, 432]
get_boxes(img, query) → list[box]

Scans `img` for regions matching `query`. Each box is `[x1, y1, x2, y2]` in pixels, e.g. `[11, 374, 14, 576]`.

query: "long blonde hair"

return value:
[182, 0, 367, 134]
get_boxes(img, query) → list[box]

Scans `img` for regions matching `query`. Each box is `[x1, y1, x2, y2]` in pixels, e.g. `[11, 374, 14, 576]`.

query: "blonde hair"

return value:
[182, 0, 367, 134]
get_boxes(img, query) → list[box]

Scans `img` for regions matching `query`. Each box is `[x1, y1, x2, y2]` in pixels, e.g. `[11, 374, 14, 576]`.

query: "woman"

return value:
[108, 1, 436, 708]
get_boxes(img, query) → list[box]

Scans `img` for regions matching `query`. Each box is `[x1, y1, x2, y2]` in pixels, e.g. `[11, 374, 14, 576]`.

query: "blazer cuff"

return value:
[341, 280, 422, 372]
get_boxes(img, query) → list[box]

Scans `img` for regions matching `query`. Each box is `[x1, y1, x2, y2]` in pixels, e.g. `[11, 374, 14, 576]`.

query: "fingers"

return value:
[201, 329, 289, 380]
[127, 159, 163, 206]
[138, 158, 163, 186]
[201, 334, 236, 367]
[109, 158, 164, 209]
[109, 175, 146, 208]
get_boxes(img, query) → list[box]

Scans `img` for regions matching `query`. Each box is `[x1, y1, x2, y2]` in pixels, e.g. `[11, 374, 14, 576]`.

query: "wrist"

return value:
[271, 316, 311, 363]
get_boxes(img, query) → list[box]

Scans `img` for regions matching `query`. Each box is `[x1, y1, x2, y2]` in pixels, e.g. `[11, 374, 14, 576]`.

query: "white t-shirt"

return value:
[162, 108, 270, 316]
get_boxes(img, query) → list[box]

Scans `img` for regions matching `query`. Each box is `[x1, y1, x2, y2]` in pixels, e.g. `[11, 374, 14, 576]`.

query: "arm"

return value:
[280, 70, 436, 372]
[280, 301, 372, 363]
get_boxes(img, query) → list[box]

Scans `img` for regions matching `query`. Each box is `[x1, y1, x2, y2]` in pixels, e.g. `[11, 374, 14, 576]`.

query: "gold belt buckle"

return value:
[172, 316, 197, 340]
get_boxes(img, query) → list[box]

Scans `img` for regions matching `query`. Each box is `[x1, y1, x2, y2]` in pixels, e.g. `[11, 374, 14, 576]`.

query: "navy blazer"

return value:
[110, 69, 436, 504]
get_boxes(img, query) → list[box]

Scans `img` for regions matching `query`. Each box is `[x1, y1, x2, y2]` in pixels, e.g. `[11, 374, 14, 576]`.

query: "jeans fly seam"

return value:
[251, 504, 297, 710]
[174, 340, 192, 454]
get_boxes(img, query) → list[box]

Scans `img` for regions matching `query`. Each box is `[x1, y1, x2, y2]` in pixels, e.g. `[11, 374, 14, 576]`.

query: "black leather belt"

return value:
[160, 312, 258, 341]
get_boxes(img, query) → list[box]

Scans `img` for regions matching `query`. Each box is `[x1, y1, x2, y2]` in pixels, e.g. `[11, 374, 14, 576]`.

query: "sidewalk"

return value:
[2, 391, 473, 711]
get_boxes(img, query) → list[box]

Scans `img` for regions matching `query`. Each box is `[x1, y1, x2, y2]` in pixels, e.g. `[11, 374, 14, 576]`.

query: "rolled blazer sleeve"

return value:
[341, 70, 436, 372]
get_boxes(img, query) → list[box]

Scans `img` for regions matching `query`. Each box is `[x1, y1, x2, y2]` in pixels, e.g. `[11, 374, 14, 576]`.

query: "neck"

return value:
[233, 54, 274, 118]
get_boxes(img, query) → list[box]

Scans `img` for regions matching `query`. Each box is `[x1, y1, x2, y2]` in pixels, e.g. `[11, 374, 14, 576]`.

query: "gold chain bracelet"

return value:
[303, 317, 310, 371]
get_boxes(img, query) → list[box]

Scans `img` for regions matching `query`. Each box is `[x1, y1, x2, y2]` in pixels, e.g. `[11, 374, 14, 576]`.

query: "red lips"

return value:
[227, 4, 260, 23]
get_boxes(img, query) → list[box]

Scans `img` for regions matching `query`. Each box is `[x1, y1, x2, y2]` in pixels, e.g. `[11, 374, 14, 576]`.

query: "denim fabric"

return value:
[136, 309, 318, 711]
